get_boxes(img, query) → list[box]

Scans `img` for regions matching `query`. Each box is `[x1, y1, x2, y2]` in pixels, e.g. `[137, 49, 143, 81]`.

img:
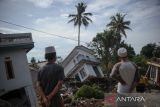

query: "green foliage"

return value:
[90, 30, 116, 58]
[133, 55, 147, 66]
[68, 2, 92, 45]
[89, 30, 135, 74]
[153, 45, 160, 58]
[89, 12, 132, 74]
[140, 43, 160, 59]
[89, 30, 116, 71]
[107, 13, 131, 39]
[132, 55, 147, 75]
[140, 43, 156, 59]
[68, 2, 92, 27]
[75, 85, 104, 99]
[92, 84, 102, 90]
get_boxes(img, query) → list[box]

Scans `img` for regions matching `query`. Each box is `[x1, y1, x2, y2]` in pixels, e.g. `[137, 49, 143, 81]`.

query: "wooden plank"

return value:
[147, 62, 160, 67]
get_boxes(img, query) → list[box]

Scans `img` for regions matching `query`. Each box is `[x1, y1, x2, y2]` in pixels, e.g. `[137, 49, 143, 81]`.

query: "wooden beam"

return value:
[147, 62, 160, 68]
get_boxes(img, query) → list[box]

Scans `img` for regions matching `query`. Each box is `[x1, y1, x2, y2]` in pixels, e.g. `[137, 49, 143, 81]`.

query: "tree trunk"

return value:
[78, 24, 80, 46]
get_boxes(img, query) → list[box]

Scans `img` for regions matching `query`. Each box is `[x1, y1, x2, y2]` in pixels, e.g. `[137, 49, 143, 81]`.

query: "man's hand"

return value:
[42, 96, 50, 107]
[120, 78, 126, 85]
[46, 94, 52, 102]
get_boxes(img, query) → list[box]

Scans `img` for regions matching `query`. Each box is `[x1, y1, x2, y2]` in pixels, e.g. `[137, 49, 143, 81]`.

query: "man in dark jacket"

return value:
[37, 46, 65, 107]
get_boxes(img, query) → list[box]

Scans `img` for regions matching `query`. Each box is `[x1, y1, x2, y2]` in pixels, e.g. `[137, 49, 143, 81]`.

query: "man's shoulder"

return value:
[54, 63, 63, 69]
[130, 61, 137, 67]
[40, 63, 64, 71]
[112, 62, 121, 71]
[114, 62, 122, 67]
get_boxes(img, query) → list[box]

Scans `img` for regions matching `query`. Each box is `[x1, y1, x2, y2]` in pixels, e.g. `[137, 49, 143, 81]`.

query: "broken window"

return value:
[5, 57, 15, 80]
[79, 68, 87, 79]
[150, 66, 156, 79]
[92, 66, 102, 78]
[75, 73, 81, 81]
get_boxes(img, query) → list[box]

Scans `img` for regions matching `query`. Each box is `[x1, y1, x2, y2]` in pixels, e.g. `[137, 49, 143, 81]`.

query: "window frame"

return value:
[79, 68, 87, 79]
[4, 57, 15, 80]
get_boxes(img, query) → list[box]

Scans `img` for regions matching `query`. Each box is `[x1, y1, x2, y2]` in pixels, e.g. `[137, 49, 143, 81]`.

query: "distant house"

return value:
[36, 61, 47, 68]
[62, 46, 104, 82]
[147, 58, 160, 86]
[0, 33, 37, 106]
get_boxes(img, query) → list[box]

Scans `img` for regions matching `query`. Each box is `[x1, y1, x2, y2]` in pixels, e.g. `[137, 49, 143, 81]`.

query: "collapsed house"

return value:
[62, 46, 104, 82]
[147, 58, 160, 86]
[0, 33, 37, 106]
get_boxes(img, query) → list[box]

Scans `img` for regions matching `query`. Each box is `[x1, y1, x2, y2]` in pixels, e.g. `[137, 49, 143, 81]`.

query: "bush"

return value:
[74, 85, 104, 99]
[132, 55, 148, 75]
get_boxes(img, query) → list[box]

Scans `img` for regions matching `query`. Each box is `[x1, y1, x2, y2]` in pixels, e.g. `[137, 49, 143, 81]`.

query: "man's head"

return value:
[117, 47, 128, 59]
[45, 46, 56, 61]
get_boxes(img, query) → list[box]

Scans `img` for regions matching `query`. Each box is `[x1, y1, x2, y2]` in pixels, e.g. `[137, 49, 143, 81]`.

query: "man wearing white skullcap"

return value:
[110, 47, 139, 93]
[117, 47, 128, 58]
[37, 46, 65, 107]
[110, 47, 140, 106]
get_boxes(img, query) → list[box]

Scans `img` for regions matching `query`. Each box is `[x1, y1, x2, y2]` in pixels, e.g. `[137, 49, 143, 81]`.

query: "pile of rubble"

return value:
[64, 98, 104, 107]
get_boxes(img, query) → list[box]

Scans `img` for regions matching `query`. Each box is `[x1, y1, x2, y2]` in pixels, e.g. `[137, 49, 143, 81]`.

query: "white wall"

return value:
[85, 64, 104, 77]
[25, 85, 38, 107]
[85, 64, 97, 77]
[71, 64, 89, 82]
[0, 49, 33, 93]
[64, 58, 75, 76]
[97, 66, 104, 77]
[64, 49, 97, 75]
[155, 67, 159, 83]
[77, 49, 97, 62]
[63, 48, 103, 80]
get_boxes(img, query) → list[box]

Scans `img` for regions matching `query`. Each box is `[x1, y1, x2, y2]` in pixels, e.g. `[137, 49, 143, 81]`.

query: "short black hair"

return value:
[45, 52, 56, 61]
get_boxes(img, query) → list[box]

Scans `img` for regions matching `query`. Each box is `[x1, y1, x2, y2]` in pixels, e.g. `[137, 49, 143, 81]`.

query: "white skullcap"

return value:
[45, 46, 56, 54]
[117, 47, 127, 57]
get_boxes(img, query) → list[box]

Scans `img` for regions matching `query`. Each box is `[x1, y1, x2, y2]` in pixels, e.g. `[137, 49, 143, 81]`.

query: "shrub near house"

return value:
[75, 85, 104, 99]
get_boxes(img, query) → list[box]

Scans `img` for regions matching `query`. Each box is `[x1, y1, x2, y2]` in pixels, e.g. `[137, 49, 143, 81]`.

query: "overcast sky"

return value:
[0, 0, 160, 61]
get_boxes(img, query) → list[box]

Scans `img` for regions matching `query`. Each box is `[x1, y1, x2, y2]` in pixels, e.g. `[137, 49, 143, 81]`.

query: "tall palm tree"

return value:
[107, 13, 131, 42]
[107, 13, 131, 61]
[68, 2, 92, 46]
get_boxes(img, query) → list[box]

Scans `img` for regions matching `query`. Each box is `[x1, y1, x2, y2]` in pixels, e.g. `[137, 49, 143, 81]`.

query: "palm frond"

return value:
[84, 12, 92, 16]
[82, 18, 89, 27]
[76, 2, 87, 14]
[83, 16, 92, 23]
[110, 16, 116, 21]
[68, 14, 77, 17]
[74, 19, 79, 26]
[121, 29, 127, 38]
[123, 21, 130, 25]
[68, 18, 76, 23]
[123, 26, 132, 30]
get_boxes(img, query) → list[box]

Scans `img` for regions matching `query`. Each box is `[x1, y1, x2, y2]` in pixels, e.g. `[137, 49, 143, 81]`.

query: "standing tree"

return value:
[89, 30, 117, 74]
[141, 43, 157, 59]
[68, 2, 92, 46]
[107, 13, 131, 44]
[107, 13, 131, 61]
[89, 31, 135, 74]
[153, 43, 160, 58]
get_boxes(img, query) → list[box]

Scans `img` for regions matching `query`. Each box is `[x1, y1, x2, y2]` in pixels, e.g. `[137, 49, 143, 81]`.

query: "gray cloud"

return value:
[0, 0, 160, 60]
